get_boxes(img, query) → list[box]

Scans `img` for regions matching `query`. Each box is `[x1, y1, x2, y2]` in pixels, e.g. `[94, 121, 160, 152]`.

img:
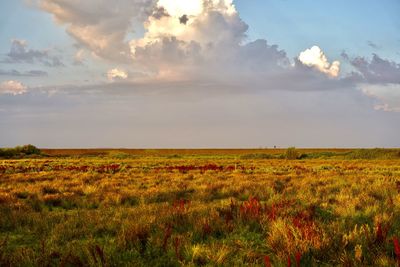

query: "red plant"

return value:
[394, 237, 400, 264]
[162, 224, 172, 251]
[267, 204, 277, 220]
[173, 199, 190, 213]
[292, 214, 318, 242]
[95, 245, 106, 266]
[202, 221, 212, 237]
[265, 200, 295, 221]
[375, 222, 390, 244]
[264, 255, 271, 267]
[240, 196, 261, 220]
[173, 237, 182, 261]
[376, 223, 384, 243]
[295, 252, 302, 267]
[159, 164, 252, 173]
[287, 255, 292, 267]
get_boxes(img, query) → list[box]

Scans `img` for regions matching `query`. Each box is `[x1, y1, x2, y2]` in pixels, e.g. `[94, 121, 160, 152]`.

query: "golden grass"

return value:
[0, 150, 399, 266]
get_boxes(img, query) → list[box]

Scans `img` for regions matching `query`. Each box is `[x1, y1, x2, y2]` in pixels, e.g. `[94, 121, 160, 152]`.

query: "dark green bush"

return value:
[0, 144, 41, 158]
[18, 144, 41, 155]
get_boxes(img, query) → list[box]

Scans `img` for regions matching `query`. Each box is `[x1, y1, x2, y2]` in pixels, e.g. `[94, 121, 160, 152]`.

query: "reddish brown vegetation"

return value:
[264, 255, 271, 267]
[0, 164, 120, 173]
[158, 164, 255, 173]
[394, 237, 400, 264]
[162, 224, 172, 251]
[240, 196, 262, 220]
[295, 252, 302, 267]
[375, 222, 390, 244]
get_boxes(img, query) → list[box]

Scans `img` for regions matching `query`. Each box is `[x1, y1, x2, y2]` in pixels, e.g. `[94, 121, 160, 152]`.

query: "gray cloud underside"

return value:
[367, 41, 381, 49]
[1, 39, 64, 67]
[0, 69, 48, 77]
[343, 52, 400, 84]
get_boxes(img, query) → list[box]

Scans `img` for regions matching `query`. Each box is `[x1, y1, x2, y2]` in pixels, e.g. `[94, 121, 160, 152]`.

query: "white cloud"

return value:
[298, 46, 340, 77]
[128, 0, 252, 81]
[157, 0, 203, 17]
[39, 0, 157, 62]
[107, 68, 128, 82]
[130, 0, 244, 52]
[41, 0, 400, 115]
[39, 0, 345, 89]
[0, 80, 28, 95]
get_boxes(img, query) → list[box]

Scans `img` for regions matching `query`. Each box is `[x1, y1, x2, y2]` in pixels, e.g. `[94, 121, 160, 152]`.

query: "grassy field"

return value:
[1, 148, 400, 266]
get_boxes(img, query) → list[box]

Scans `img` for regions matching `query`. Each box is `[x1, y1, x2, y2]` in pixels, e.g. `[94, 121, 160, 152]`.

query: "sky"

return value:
[0, 0, 399, 148]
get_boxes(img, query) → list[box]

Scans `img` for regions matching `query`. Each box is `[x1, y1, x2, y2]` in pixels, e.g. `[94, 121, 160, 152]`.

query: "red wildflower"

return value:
[295, 252, 302, 267]
[376, 223, 384, 243]
[394, 237, 400, 264]
[173, 237, 182, 261]
[264, 255, 271, 267]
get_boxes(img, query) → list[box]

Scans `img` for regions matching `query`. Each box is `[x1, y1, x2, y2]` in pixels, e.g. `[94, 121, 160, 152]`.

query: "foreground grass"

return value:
[0, 150, 400, 266]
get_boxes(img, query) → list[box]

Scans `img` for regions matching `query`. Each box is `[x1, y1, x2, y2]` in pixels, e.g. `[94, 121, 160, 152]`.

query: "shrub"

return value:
[285, 147, 299, 160]
[0, 144, 41, 158]
[18, 144, 41, 155]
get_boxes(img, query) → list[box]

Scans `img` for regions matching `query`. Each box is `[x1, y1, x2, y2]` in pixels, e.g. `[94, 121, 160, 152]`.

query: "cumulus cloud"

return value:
[130, 0, 246, 55]
[39, 0, 157, 62]
[298, 46, 340, 77]
[36, 0, 399, 114]
[2, 39, 64, 67]
[128, 0, 297, 82]
[107, 68, 128, 82]
[0, 80, 28, 95]
[38, 0, 342, 88]
[38, 0, 251, 78]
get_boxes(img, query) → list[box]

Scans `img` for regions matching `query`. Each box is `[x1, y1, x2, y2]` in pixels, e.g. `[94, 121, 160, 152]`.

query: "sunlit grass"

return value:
[0, 149, 399, 266]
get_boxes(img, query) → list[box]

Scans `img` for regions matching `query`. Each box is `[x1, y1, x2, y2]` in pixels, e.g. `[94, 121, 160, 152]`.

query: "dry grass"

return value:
[0, 149, 399, 266]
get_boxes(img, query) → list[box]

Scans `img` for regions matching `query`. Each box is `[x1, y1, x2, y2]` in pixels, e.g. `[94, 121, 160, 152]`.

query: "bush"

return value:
[299, 152, 338, 159]
[18, 144, 41, 155]
[0, 144, 41, 158]
[285, 147, 299, 160]
[344, 148, 400, 160]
